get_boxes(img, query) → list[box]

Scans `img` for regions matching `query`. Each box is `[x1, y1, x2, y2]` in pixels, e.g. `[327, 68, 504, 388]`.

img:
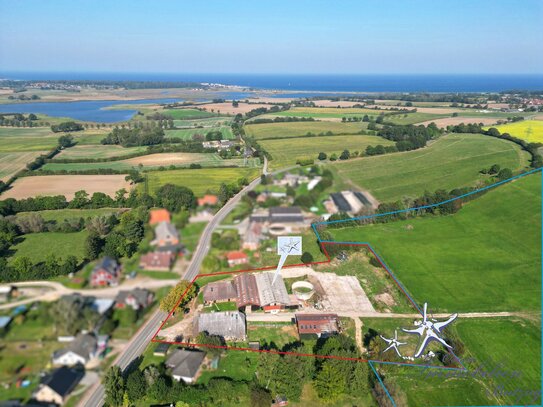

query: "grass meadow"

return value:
[9, 230, 89, 263]
[16, 208, 123, 222]
[56, 144, 147, 159]
[0, 151, 47, 180]
[244, 121, 368, 139]
[330, 133, 530, 201]
[330, 171, 541, 312]
[272, 107, 390, 119]
[162, 108, 217, 120]
[261, 134, 394, 170]
[384, 112, 450, 125]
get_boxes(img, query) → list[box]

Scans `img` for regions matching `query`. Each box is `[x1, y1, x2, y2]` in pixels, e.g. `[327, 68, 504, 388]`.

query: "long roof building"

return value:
[197, 311, 246, 340]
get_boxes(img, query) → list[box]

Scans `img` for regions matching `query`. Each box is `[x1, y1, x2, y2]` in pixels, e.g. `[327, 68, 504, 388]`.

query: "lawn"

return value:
[55, 144, 147, 159]
[165, 126, 234, 140]
[244, 121, 368, 139]
[246, 322, 299, 348]
[9, 230, 89, 263]
[162, 108, 217, 120]
[330, 133, 530, 201]
[329, 171, 541, 312]
[144, 167, 261, 196]
[197, 351, 259, 384]
[261, 134, 394, 170]
[181, 221, 207, 254]
[484, 120, 543, 143]
[16, 208, 123, 222]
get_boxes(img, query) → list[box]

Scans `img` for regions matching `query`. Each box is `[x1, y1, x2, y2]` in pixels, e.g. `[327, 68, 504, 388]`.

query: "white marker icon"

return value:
[272, 236, 302, 284]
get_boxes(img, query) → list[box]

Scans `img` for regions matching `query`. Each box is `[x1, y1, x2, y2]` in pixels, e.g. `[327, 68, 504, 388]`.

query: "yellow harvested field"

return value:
[123, 153, 215, 166]
[419, 116, 502, 128]
[1, 175, 132, 199]
[196, 102, 279, 115]
[0, 151, 47, 182]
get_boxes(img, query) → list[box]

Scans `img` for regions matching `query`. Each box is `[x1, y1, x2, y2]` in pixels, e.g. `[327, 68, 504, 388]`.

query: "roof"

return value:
[269, 206, 304, 223]
[166, 349, 205, 379]
[93, 256, 119, 275]
[254, 272, 291, 307]
[53, 333, 97, 360]
[140, 251, 175, 268]
[91, 298, 114, 315]
[40, 367, 84, 397]
[149, 209, 171, 225]
[226, 251, 248, 261]
[295, 313, 339, 335]
[203, 281, 238, 303]
[154, 342, 170, 354]
[330, 192, 351, 212]
[0, 286, 15, 294]
[243, 221, 264, 245]
[197, 194, 219, 206]
[197, 311, 246, 339]
[233, 273, 260, 308]
[154, 221, 179, 241]
[0, 316, 12, 329]
[115, 288, 152, 307]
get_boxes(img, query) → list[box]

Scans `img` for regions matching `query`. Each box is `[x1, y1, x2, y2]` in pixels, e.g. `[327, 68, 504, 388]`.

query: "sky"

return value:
[0, 0, 542, 74]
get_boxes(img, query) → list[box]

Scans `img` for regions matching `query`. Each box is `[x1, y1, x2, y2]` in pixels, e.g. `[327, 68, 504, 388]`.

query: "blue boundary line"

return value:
[309, 169, 542, 405]
[369, 361, 397, 407]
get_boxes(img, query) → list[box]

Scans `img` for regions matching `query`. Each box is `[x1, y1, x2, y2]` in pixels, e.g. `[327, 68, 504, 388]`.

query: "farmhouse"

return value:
[197, 311, 246, 340]
[249, 206, 307, 235]
[295, 313, 339, 338]
[149, 208, 171, 225]
[115, 288, 154, 311]
[165, 348, 206, 384]
[203, 280, 238, 304]
[275, 172, 309, 187]
[33, 366, 84, 405]
[139, 250, 176, 271]
[226, 251, 248, 267]
[151, 221, 180, 247]
[52, 333, 97, 366]
[90, 257, 120, 287]
[197, 194, 219, 206]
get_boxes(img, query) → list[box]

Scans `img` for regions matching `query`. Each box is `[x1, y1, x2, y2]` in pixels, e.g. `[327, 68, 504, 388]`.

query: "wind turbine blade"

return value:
[414, 335, 432, 358]
[380, 335, 393, 344]
[394, 346, 403, 358]
[430, 332, 453, 349]
[434, 314, 458, 332]
[402, 326, 425, 335]
[423, 302, 428, 323]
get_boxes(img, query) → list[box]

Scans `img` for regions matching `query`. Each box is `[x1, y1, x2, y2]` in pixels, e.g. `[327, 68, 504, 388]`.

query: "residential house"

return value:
[151, 221, 180, 247]
[139, 250, 176, 271]
[33, 367, 84, 405]
[295, 313, 339, 338]
[115, 288, 154, 311]
[52, 333, 98, 366]
[90, 257, 120, 287]
[197, 311, 246, 340]
[226, 251, 248, 267]
[165, 348, 206, 384]
[149, 208, 171, 225]
[197, 194, 219, 206]
[242, 221, 264, 250]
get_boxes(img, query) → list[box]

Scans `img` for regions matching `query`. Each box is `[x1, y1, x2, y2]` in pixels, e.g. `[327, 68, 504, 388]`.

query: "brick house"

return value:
[226, 251, 248, 267]
[90, 257, 120, 287]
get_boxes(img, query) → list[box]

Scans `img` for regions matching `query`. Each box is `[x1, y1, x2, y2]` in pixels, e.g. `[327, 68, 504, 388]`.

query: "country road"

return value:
[79, 158, 271, 407]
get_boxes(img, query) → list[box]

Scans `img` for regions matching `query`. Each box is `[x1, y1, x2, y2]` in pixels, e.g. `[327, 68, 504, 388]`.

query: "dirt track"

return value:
[1, 174, 132, 199]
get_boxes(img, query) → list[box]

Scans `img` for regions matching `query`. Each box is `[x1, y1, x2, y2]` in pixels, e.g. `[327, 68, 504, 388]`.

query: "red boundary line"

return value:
[150, 242, 463, 370]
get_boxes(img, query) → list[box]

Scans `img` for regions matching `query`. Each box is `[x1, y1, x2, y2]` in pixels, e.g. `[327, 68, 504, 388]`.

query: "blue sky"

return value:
[0, 0, 542, 74]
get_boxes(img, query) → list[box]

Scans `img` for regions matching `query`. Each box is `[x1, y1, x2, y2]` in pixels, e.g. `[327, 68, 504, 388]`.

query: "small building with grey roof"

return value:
[165, 348, 206, 384]
[197, 311, 246, 340]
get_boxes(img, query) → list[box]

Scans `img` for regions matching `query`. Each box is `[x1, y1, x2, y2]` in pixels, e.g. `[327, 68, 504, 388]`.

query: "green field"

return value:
[484, 120, 543, 143]
[173, 117, 231, 127]
[0, 151, 47, 180]
[56, 144, 147, 159]
[165, 126, 234, 140]
[272, 107, 390, 119]
[9, 230, 89, 263]
[16, 208, 123, 222]
[331, 133, 530, 201]
[0, 127, 58, 152]
[144, 167, 261, 196]
[378, 317, 541, 406]
[384, 112, 450, 125]
[244, 121, 368, 139]
[162, 108, 217, 120]
[261, 134, 395, 170]
[330, 172, 541, 312]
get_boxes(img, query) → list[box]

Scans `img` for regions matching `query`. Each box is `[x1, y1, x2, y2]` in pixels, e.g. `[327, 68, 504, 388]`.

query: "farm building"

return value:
[52, 333, 97, 367]
[115, 288, 154, 311]
[153, 342, 170, 357]
[249, 206, 307, 235]
[226, 251, 248, 267]
[253, 272, 292, 312]
[197, 311, 246, 340]
[149, 208, 171, 225]
[203, 280, 238, 304]
[197, 194, 219, 206]
[151, 221, 180, 247]
[242, 221, 265, 250]
[325, 190, 376, 215]
[166, 348, 206, 384]
[295, 313, 339, 338]
[233, 273, 260, 308]
[33, 366, 84, 405]
[274, 172, 309, 187]
[139, 250, 176, 271]
[90, 257, 120, 287]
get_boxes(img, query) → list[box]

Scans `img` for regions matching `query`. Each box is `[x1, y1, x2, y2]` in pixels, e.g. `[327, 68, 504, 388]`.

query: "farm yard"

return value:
[260, 134, 395, 170]
[330, 133, 530, 201]
[485, 120, 543, 143]
[143, 166, 260, 196]
[1, 174, 132, 199]
[244, 121, 368, 139]
[330, 172, 541, 312]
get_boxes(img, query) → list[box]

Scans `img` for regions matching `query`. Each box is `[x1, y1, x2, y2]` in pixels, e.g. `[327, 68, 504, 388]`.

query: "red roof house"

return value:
[198, 195, 219, 206]
[295, 313, 339, 337]
[226, 251, 248, 267]
[90, 257, 121, 287]
[149, 209, 171, 225]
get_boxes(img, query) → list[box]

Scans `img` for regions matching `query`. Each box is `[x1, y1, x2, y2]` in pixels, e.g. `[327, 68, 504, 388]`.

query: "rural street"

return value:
[79, 159, 271, 407]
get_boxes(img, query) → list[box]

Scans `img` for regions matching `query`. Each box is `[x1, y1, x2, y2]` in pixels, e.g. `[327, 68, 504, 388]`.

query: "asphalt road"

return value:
[79, 159, 269, 407]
